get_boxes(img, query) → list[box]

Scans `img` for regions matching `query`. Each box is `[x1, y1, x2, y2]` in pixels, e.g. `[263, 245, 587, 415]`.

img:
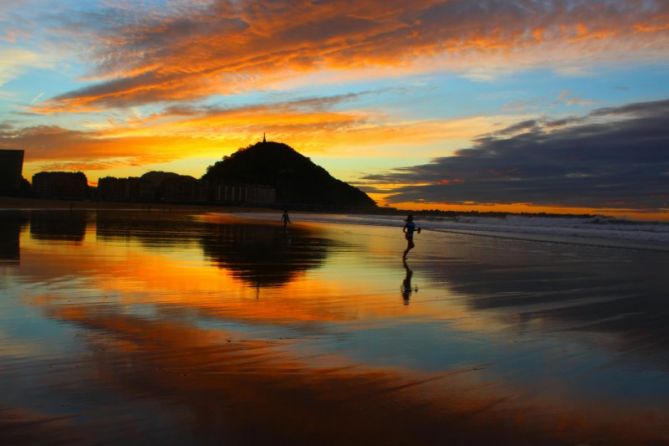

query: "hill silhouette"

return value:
[202, 141, 376, 210]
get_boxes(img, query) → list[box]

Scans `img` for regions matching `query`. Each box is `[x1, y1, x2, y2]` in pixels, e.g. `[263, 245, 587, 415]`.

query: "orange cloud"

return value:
[0, 124, 219, 169]
[34, 0, 669, 111]
[5, 92, 521, 182]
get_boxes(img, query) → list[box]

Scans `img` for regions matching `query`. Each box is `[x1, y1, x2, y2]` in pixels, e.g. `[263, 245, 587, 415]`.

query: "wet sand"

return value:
[1, 209, 669, 445]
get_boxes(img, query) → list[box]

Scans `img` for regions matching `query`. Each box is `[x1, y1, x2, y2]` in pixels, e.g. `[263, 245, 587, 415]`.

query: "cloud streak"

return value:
[365, 98, 669, 211]
[34, 0, 669, 111]
[4, 92, 508, 181]
[0, 47, 50, 87]
[2, 93, 366, 164]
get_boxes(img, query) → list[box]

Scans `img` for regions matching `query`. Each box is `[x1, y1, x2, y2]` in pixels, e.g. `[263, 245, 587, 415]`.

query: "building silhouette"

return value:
[98, 172, 200, 203]
[98, 172, 275, 206]
[209, 182, 276, 205]
[97, 177, 141, 202]
[0, 149, 24, 196]
[32, 171, 89, 200]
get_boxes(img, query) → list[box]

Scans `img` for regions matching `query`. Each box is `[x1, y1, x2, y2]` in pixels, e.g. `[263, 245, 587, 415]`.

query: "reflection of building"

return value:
[0, 149, 24, 196]
[32, 172, 89, 200]
[0, 213, 27, 264]
[30, 211, 87, 242]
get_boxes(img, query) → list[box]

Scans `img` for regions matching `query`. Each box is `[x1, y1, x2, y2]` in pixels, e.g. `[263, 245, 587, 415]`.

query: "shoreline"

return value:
[2, 197, 667, 226]
[0, 196, 276, 214]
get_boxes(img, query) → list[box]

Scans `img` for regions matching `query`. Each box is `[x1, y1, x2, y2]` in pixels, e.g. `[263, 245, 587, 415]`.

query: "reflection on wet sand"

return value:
[0, 407, 80, 446]
[30, 211, 88, 242]
[37, 303, 669, 445]
[96, 210, 206, 247]
[412, 233, 669, 366]
[96, 211, 332, 287]
[201, 223, 331, 287]
[2, 210, 669, 444]
[401, 259, 415, 305]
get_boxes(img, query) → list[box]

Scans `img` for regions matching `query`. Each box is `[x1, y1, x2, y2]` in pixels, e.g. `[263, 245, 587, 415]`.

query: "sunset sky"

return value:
[1, 0, 668, 218]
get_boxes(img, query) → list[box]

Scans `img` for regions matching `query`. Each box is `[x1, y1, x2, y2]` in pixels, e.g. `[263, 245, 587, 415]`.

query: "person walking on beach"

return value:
[402, 215, 421, 259]
[281, 209, 291, 230]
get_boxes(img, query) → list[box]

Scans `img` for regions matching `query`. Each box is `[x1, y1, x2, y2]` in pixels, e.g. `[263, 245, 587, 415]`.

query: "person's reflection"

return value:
[401, 259, 416, 305]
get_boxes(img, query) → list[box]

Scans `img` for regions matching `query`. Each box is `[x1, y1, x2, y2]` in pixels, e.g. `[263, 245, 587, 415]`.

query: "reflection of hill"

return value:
[0, 212, 28, 263]
[30, 211, 87, 242]
[200, 224, 331, 287]
[95, 211, 333, 287]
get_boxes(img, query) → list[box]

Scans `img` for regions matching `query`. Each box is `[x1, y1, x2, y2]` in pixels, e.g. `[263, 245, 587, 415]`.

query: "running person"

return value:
[281, 209, 291, 230]
[402, 215, 421, 259]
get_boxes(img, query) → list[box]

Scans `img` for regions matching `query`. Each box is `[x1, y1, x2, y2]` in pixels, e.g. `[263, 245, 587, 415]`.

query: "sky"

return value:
[1, 0, 668, 219]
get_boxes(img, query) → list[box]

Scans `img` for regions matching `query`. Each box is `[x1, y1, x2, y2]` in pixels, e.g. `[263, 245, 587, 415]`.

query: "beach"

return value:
[2, 209, 669, 445]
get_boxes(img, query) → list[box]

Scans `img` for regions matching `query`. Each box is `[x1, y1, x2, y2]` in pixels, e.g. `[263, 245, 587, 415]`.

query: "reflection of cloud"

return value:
[9, 211, 669, 443]
[365, 98, 669, 210]
[0, 406, 79, 445]
[0, 329, 42, 356]
[34, 0, 669, 110]
[16, 212, 475, 330]
[42, 302, 669, 445]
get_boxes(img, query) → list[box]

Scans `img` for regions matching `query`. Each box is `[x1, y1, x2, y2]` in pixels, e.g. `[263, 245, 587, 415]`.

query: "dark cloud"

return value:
[366, 99, 669, 210]
[543, 117, 581, 128]
[592, 98, 669, 118]
[353, 184, 387, 194]
[490, 119, 539, 136]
